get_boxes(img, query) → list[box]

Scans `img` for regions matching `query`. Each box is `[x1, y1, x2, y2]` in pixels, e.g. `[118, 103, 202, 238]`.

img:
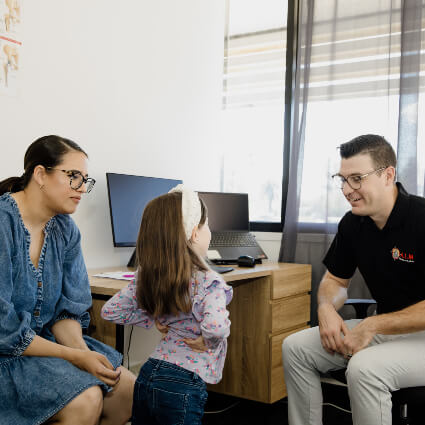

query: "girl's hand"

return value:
[71, 349, 121, 387]
[183, 335, 207, 352]
[155, 320, 169, 337]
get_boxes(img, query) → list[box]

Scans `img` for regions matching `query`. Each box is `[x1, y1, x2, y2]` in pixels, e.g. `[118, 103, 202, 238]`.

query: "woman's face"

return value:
[41, 151, 90, 215]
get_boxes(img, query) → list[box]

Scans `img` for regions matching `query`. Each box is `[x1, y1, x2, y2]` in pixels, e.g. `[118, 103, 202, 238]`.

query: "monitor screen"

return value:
[197, 192, 250, 232]
[106, 173, 183, 247]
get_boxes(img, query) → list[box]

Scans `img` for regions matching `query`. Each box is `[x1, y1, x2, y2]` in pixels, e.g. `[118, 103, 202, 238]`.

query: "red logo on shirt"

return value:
[391, 247, 414, 263]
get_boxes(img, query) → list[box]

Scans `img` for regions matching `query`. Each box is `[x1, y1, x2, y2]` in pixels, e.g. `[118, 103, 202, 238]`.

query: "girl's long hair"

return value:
[136, 191, 208, 318]
[0, 135, 87, 196]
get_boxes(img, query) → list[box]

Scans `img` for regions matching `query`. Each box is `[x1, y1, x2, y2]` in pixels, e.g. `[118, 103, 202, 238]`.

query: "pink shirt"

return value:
[101, 269, 233, 384]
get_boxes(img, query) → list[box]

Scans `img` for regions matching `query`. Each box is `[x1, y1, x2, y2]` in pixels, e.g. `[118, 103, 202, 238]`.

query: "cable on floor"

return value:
[204, 401, 241, 414]
[322, 402, 352, 414]
[278, 397, 351, 414]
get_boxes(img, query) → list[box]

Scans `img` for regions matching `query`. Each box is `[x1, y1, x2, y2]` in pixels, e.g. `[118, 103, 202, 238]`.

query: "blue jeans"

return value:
[132, 358, 208, 425]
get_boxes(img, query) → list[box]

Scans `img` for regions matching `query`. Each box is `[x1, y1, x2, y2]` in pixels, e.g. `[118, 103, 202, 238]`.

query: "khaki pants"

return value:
[282, 319, 425, 425]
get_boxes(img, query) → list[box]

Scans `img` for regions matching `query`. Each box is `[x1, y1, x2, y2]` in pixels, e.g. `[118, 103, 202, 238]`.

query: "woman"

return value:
[0, 135, 135, 425]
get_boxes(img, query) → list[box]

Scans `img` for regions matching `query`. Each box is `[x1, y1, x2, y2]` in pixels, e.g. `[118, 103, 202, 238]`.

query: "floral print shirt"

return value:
[101, 269, 233, 384]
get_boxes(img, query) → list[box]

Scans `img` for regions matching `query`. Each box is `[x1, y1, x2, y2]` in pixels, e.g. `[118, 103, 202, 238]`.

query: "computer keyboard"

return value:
[209, 232, 258, 248]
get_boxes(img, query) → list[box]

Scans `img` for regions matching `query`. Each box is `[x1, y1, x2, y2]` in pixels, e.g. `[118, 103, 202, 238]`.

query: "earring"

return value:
[39, 184, 44, 190]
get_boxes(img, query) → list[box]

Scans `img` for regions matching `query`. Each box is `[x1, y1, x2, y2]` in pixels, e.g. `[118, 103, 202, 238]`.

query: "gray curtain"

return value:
[279, 0, 425, 325]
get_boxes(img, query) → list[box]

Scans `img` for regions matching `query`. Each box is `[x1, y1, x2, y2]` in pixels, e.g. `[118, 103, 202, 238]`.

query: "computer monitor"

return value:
[106, 173, 182, 262]
[197, 192, 250, 232]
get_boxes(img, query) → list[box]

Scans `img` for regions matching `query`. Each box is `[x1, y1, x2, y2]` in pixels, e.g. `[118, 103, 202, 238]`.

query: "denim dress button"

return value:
[34, 311, 40, 317]
[37, 282, 42, 288]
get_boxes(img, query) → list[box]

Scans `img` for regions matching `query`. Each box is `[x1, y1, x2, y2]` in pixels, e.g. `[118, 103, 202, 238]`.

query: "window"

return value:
[222, 0, 425, 230]
[297, 2, 425, 224]
[221, 0, 288, 227]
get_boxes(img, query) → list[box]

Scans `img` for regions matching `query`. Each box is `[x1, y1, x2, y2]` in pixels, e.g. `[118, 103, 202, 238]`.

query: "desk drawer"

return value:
[271, 264, 311, 300]
[271, 293, 310, 333]
[269, 325, 310, 402]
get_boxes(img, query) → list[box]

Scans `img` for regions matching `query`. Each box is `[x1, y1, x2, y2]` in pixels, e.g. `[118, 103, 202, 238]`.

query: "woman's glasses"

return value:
[46, 167, 96, 193]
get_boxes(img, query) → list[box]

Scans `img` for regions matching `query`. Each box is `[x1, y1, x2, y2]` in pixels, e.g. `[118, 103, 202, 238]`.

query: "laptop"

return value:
[198, 191, 268, 264]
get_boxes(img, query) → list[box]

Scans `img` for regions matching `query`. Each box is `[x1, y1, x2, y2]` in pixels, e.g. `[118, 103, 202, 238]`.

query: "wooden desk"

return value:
[88, 262, 311, 403]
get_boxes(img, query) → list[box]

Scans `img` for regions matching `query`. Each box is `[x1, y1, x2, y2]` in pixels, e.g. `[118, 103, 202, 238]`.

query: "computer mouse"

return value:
[237, 255, 256, 267]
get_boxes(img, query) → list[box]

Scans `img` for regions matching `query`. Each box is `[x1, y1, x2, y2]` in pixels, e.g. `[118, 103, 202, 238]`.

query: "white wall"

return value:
[0, 0, 284, 368]
[0, 0, 225, 366]
[1, 0, 227, 267]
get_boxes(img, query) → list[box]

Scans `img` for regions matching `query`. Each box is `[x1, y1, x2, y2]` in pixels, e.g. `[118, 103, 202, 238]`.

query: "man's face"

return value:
[338, 153, 387, 217]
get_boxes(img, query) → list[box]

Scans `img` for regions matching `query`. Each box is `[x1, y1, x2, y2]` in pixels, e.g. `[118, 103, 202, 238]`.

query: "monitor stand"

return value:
[127, 249, 137, 268]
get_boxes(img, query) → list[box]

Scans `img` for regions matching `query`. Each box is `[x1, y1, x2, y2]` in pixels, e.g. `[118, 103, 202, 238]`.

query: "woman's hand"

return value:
[71, 349, 121, 387]
[183, 335, 207, 352]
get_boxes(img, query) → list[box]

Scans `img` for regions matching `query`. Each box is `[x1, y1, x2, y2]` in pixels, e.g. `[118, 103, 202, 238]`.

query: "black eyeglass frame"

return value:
[331, 167, 387, 190]
[46, 167, 96, 193]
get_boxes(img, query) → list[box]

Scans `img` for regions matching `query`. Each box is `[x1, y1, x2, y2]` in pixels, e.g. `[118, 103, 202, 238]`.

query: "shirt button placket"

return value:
[34, 280, 43, 329]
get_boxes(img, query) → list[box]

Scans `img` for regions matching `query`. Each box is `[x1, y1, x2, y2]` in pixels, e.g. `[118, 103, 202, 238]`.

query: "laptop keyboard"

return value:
[210, 232, 258, 248]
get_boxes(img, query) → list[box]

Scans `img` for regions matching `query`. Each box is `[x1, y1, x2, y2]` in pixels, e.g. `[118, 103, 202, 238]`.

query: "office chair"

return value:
[322, 299, 425, 425]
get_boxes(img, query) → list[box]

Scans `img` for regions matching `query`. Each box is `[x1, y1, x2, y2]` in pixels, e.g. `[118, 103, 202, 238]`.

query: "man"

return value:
[282, 134, 425, 425]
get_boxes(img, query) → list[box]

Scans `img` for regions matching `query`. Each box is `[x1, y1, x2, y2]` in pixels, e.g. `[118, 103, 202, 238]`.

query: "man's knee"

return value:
[346, 351, 378, 387]
[282, 328, 314, 365]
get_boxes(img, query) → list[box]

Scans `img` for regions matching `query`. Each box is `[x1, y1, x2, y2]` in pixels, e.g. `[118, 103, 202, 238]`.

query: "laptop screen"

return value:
[107, 173, 182, 246]
[198, 192, 249, 232]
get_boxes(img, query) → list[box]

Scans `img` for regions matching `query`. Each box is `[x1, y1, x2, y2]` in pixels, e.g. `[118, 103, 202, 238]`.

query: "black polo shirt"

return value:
[323, 183, 425, 314]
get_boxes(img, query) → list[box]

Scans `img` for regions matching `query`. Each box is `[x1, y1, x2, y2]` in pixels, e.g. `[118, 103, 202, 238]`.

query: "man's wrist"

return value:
[361, 315, 379, 335]
[318, 302, 336, 311]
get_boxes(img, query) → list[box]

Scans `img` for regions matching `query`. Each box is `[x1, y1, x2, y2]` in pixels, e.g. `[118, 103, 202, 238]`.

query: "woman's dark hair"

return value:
[339, 134, 397, 169]
[0, 135, 87, 196]
[136, 191, 208, 318]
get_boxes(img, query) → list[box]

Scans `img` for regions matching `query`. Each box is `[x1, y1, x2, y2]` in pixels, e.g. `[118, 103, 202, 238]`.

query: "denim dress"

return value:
[0, 193, 122, 425]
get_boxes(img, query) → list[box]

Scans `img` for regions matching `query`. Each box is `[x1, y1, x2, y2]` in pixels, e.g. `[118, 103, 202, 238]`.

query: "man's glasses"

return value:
[331, 167, 387, 190]
[46, 167, 96, 193]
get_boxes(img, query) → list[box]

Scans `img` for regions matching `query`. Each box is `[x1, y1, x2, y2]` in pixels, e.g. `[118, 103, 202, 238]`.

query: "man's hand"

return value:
[342, 317, 375, 356]
[71, 350, 121, 387]
[183, 335, 207, 352]
[318, 303, 349, 355]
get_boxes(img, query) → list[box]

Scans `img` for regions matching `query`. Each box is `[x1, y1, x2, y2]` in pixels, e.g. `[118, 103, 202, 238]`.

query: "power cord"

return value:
[279, 397, 352, 414]
[127, 325, 134, 369]
[204, 401, 241, 414]
[322, 402, 352, 414]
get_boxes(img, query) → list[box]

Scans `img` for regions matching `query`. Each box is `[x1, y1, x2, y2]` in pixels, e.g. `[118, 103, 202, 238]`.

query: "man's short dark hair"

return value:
[339, 134, 397, 169]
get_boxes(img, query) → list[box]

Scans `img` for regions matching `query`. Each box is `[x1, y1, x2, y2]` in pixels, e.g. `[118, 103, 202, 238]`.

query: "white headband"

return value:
[168, 184, 202, 240]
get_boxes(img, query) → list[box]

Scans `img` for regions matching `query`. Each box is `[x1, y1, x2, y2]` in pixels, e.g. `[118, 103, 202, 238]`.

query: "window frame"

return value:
[246, 0, 297, 232]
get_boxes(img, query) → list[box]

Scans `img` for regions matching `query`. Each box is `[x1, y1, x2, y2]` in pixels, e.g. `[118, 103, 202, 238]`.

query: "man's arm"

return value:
[317, 270, 350, 311]
[344, 299, 425, 356]
[317, 270, 350, 355]
[367, 300, 425, 334]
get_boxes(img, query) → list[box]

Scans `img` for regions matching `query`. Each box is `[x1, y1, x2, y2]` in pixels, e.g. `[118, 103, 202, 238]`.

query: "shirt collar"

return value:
[380, 182, 409, 231]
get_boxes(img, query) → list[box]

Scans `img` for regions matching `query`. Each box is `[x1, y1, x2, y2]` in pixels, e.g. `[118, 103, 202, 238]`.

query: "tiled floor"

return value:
[202, 388, 353, 425]
[126, 383, 424, 424]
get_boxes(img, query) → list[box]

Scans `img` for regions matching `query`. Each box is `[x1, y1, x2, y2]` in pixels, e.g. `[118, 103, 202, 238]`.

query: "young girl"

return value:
[101, 184, 233, 425]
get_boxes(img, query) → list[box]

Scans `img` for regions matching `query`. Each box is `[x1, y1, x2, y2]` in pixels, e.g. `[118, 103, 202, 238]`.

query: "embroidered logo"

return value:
[391, 246, 414, 263]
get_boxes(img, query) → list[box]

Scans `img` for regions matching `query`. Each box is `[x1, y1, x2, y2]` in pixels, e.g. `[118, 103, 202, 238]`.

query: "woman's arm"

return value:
[23, 335, 120, 386]
[50, 218, 92, 330]
[51, 318, 89, 350]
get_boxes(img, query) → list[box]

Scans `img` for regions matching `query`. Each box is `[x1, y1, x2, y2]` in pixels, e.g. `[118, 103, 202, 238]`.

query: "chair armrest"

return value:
[344, 298, 376, 319]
